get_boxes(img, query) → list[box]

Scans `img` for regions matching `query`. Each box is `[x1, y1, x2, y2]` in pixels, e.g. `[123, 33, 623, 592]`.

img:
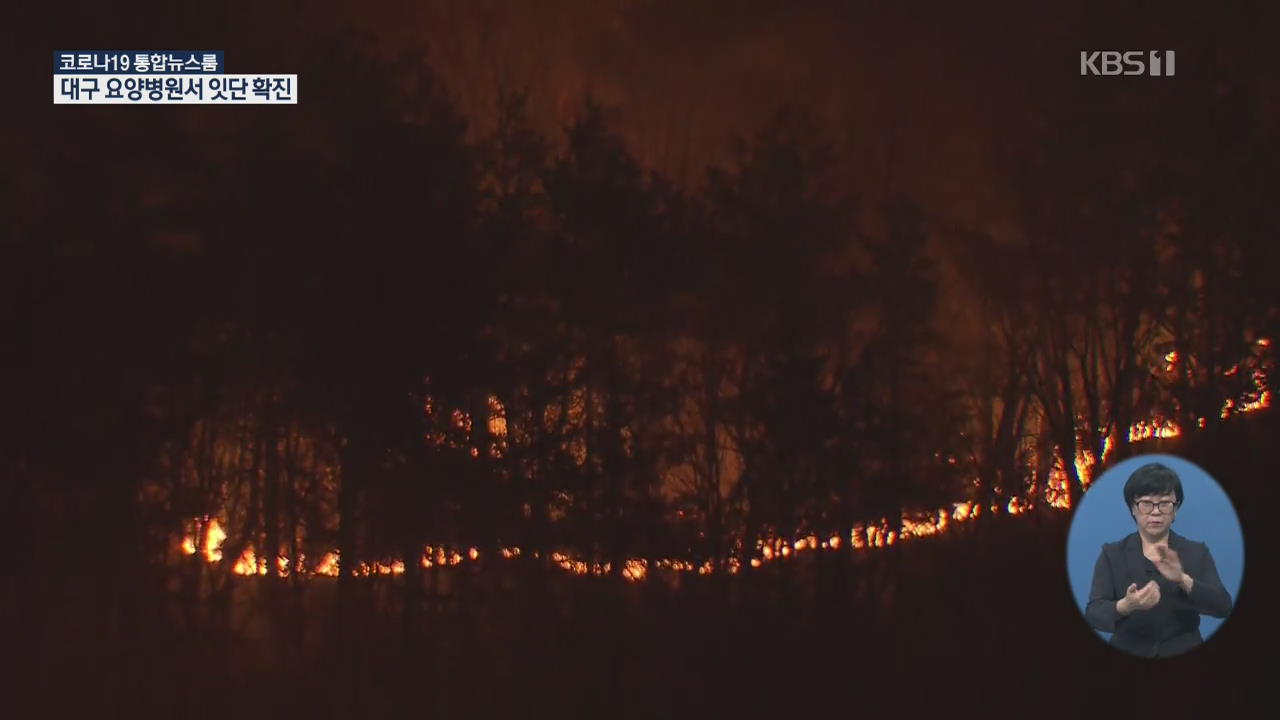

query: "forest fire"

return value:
[231, 546, 263, 576]
[177, 517, 229, 562]
[316, 552, 340, 577]
[174, 351, 1272, 584]
[1128, 419, 1182, 444]
[16, 16, 1280, 714]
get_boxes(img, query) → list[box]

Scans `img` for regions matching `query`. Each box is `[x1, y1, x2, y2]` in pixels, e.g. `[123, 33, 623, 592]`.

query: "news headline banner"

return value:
[53, 51, 297, 105]
[55, 51, 225, 74]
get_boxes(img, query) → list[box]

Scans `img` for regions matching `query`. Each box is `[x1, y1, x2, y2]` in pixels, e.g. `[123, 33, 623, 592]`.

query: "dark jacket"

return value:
[1085, 530, 1232, 658]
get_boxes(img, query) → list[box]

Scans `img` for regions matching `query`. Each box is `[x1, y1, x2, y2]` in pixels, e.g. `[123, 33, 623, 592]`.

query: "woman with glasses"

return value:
[1084, 462, 1233, 658]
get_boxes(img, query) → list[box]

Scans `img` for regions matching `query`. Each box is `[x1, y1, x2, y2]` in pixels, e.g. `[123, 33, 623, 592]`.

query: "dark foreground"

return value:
[6, 414, 1277, 719]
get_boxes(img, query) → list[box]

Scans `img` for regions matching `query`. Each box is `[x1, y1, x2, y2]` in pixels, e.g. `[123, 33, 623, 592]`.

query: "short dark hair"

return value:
[1123, 463, 1184, 510]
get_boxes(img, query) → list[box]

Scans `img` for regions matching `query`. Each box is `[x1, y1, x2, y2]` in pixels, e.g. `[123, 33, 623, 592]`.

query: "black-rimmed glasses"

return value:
[1136, 499, 1177, 514]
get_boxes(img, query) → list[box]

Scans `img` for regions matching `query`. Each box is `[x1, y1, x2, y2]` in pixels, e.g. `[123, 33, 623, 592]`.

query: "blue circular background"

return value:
[1065, 453, 1245, 645]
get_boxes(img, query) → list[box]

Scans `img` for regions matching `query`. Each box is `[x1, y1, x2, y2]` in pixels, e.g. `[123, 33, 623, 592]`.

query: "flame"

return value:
[901, 514, 940, 538]
[622, 559, 648, 581]
[487, 394, 508, 438]
[316, 551, 340, 576]
[201, 518, 227, 562]
[1075, 449, 1098, 489]
[232, 545, 257, 576]
[1238, 390, 1271, 413]
[170, 354, 1272, 585]
[367, 561, 404, 576]
[1128, 418, 1181, 444]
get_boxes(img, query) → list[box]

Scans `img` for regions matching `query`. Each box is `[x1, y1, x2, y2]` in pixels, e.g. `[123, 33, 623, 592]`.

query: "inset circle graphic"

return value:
[1065, 453, 1244, 658]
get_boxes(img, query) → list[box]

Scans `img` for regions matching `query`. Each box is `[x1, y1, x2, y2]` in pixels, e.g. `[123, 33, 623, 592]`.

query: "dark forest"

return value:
[4, 1, 1279, 717]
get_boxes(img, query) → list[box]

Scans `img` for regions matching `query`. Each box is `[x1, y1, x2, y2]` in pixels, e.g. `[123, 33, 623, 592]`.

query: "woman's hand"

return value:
[1153, 545, 1184, 583]
[1117, 580, 1161, 615]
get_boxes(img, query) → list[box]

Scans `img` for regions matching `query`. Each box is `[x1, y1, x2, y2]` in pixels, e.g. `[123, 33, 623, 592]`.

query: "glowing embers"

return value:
[1044, 457, 1074, 510]
[179, 517, 228, 562]
[230, 546, 310, 576]
[1237, 389, 1272, 414]
[1041, 442, 1112, 509]
[204, 518, 227, 562]
[1006, 496, 1031, 515]
[232, 545, 263, 576]
[170, 363, 1275, 583]
[176, 523, 490, 578]
[1128, 418, 1182, 444]
[622, 558, 648, 581]
[315, 551, 340, 576]
[1074, 435, 1115, 491]
[793, 535, 818, 552]
[862, 522, 893, 549]
[902, 509, 952, 538]
[547, 551, 624, 577]
[1157, 338, 1272, 423]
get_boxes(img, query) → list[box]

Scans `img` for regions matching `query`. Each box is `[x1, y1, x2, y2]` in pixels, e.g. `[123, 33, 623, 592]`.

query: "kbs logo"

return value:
[1080, 50, 1175, 76]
